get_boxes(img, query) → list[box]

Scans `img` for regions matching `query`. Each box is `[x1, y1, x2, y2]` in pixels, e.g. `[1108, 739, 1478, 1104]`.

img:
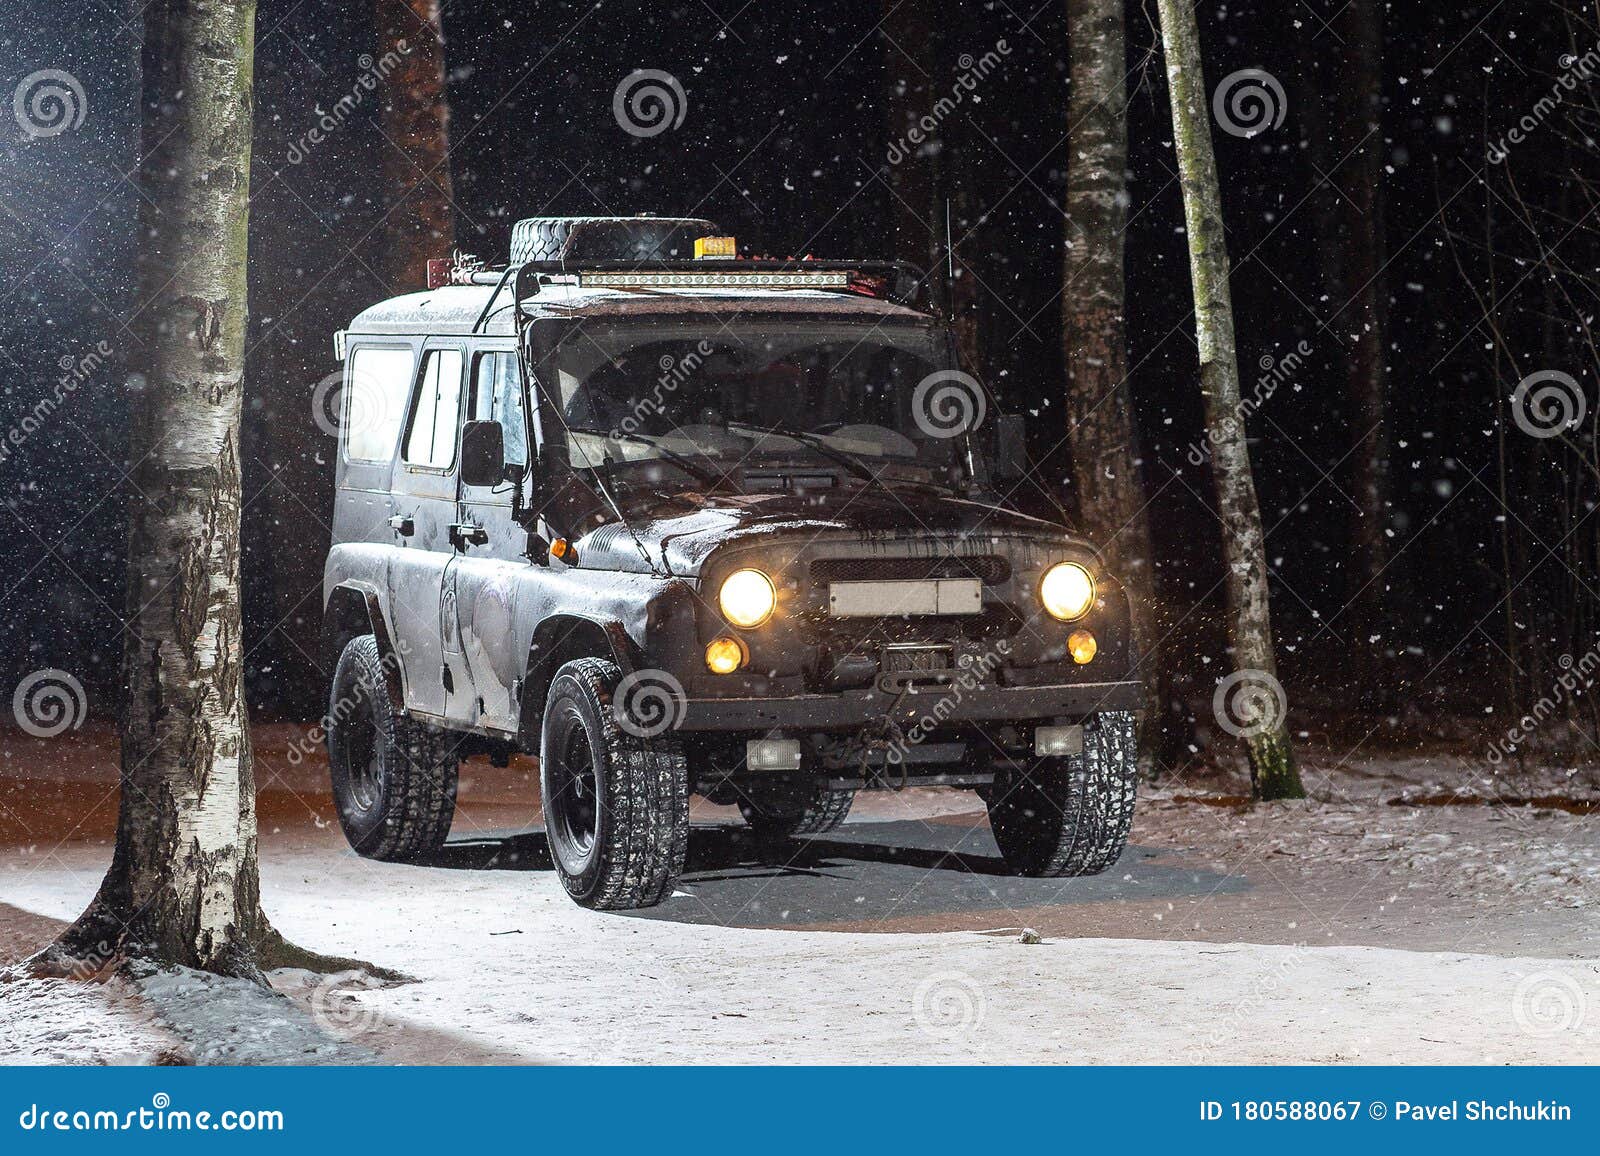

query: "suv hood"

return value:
[573, 486, 1086, 576]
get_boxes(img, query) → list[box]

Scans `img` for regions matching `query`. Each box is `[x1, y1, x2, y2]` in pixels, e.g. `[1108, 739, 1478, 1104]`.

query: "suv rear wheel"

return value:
[326, 634, 459, 861]
[985, 711, 1137, 877]
[540, 658, 689, 910]
[739, 786, 855, 838]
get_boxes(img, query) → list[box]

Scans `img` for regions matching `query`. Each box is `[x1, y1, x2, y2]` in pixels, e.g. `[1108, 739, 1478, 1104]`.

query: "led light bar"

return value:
[578, 270, 851, 291]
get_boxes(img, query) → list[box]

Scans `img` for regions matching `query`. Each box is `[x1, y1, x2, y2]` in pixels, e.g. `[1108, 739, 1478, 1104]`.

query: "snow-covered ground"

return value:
[1, 722, 1596, 1064]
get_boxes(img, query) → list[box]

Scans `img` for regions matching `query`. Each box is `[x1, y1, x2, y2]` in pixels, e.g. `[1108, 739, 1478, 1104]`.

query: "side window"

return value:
[344, 346, 415, 463]
[470, 352, 529, 470]
[403, 348, 464, 469]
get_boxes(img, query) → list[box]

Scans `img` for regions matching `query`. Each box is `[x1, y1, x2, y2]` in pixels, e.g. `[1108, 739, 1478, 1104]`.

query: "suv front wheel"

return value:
[326, 634, 459, 861]
[540, 658, 689, 910]
[985, 711, 1137, 877]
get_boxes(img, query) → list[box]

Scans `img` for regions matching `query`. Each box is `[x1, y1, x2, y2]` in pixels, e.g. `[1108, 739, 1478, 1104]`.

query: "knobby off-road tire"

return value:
[986, 711, 1137, 877]
[739, 787, 855, 838]
[326, 634, 459, 862]
[540, 658, 690, 910]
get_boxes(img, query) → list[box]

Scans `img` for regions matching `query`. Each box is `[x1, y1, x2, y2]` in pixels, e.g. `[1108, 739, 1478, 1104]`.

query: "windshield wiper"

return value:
[567, 427, 743, 493]
[725, 421, 882, 482]
[726, 420, 938, 500]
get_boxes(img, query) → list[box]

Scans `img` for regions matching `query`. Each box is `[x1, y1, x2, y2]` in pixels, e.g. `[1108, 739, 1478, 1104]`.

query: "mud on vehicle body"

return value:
[321, 215, 1143, 909]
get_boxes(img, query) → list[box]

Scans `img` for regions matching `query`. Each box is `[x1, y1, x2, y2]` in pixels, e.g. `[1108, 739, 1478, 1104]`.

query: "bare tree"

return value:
[377, 0, 455, 290]
[882, 0, 942, 279]
[1062, 0, 1174, 772]
[1330, 0, 1391, 664]
[1154, 0, 1304, 798]
[33, 0, 378, 981]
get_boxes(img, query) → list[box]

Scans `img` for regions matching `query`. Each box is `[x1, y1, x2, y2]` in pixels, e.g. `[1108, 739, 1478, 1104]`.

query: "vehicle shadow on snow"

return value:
[419, 818, 1246, 930]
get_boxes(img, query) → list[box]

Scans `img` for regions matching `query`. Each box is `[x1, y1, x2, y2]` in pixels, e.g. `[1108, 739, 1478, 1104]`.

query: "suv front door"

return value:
[387, 342, 465, 720]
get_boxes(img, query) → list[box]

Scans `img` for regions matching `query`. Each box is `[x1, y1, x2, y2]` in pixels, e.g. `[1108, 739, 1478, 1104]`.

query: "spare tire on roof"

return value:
[508, 216, 721, 264]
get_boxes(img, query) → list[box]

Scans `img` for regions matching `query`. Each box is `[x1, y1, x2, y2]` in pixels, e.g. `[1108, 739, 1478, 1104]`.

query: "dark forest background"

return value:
[1, 0, 1596, 758]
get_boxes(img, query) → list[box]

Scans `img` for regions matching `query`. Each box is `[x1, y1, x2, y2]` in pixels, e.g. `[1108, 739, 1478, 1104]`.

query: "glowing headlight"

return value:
[718, 568, 776, 628]
[1041, 562, 1096, 621]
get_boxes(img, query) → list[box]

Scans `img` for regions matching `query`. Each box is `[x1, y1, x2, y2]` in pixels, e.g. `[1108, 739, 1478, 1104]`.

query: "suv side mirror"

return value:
[461, 420, 506, 487]
[994, 413, 1027, 481]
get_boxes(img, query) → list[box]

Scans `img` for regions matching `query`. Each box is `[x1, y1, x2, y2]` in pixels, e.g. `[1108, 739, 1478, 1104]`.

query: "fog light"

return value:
[746, 738, 802, 771]
[705, 636, 746, 674]
[1035, 725, 1084, 758]
[1067, 629, 1097, 665]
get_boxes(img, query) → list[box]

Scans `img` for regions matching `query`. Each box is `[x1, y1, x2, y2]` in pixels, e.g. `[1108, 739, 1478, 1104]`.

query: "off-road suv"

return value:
[321, 215, 1142, 909]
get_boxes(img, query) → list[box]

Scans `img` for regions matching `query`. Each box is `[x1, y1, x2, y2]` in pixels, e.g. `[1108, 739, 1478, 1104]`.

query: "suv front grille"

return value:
[808, 554, 1011, 586]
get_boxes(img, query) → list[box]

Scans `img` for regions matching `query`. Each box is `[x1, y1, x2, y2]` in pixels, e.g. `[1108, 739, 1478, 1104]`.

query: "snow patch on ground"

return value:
[0, 974, 178, 1065]
[134, 966, 377, 1065]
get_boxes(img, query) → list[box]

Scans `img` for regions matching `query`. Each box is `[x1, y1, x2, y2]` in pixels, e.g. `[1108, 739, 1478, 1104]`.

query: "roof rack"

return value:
[438, 257, 929, 335]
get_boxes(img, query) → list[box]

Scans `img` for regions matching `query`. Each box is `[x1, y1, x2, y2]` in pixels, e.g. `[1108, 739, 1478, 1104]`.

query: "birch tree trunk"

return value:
[1062, 0, 1175, 773]
[1154, 0, 1304, 798]
[37, 0, 382, 982]
[377, 0, 455, 290]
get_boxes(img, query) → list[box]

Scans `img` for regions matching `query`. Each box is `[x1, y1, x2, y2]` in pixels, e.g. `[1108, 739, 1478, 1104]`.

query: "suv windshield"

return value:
[531, 315, 964, 493]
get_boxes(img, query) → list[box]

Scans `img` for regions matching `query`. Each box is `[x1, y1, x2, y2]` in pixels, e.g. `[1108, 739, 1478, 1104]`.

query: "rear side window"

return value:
[344, 346, 414, 463]
[404, 349, 464, 469]
[470, 352, 529, 470]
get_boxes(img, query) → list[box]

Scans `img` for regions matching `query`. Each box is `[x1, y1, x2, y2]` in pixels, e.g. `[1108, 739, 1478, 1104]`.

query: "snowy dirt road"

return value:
[1, 722, 1596, 1064]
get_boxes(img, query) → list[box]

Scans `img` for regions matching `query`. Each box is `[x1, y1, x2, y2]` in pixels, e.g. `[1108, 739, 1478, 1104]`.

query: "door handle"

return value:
[450, 522, 489, 550]
[388, 514, 415, 537]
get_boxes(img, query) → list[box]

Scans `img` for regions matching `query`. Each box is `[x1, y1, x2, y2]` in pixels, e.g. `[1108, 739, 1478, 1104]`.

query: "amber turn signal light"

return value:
[705, 636, 746, 674]
[549, 537, 577, 565]
[1067, 629, 1097, 665]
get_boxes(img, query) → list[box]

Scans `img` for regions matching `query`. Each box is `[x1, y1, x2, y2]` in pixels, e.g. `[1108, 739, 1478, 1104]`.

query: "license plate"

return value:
[827, 579, 982, 617]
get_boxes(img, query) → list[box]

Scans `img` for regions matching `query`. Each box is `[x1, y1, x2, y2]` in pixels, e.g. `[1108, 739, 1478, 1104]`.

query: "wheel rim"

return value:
[548, 705, 599, 861]
[344, 687, 384, 814]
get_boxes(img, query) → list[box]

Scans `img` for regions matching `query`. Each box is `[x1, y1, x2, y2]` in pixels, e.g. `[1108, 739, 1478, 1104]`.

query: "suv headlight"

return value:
[1041, 562, 1095, 621]
[719, 568, 776, 628]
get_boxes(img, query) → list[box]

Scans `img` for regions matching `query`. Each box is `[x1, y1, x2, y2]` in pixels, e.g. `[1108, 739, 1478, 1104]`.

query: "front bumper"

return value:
[676, 678, 1142, 733]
